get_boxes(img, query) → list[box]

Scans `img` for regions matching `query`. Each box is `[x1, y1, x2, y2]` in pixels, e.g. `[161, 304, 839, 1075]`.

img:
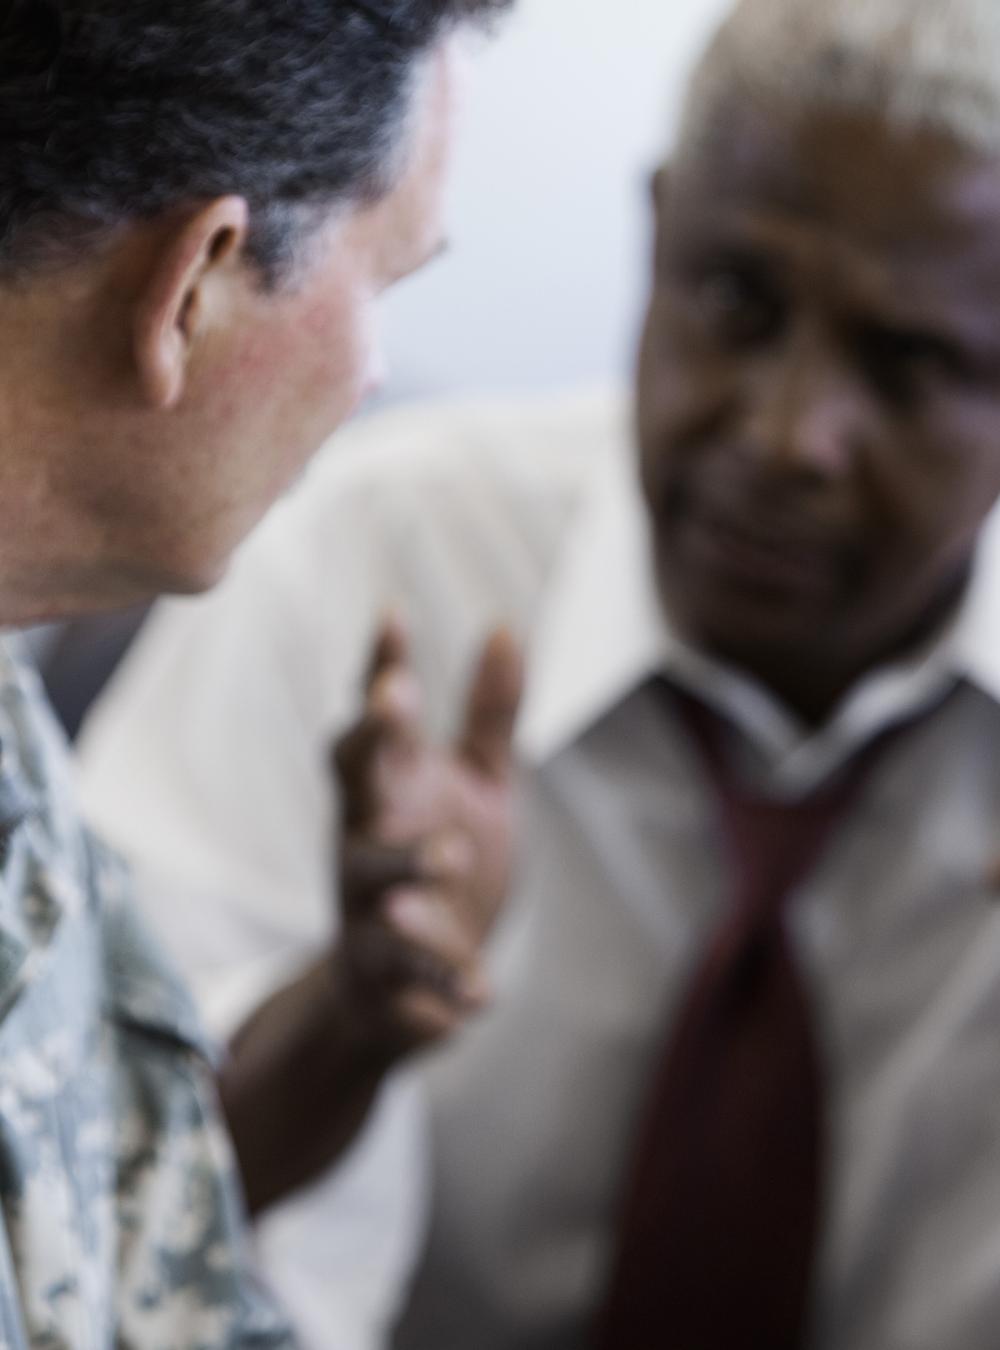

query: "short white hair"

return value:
[679, 0, 1000, 160]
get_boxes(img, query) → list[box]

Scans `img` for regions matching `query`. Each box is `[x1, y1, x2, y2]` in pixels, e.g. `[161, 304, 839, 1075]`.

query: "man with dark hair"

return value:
[0, 0, 508, 1344]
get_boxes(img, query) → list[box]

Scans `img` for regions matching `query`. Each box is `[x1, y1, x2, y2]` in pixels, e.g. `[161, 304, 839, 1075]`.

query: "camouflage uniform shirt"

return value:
[0, 637, 296, 1349]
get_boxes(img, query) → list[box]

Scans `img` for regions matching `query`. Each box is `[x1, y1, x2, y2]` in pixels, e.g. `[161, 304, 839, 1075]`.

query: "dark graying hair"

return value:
[0, 0, 511, 282]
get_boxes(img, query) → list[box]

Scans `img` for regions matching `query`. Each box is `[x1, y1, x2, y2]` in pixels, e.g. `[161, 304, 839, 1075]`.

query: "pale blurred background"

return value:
[380, 0, 733, 400]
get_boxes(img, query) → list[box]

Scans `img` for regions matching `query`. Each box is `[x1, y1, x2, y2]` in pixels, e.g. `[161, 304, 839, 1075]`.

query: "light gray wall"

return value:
[379, 0, 732, 400]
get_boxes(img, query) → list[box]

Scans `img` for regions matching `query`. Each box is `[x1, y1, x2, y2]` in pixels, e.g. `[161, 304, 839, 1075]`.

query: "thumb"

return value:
[457, 627, 523, 779]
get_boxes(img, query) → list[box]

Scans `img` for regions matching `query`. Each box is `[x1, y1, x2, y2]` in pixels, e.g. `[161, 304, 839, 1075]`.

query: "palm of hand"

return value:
[333, 618, 523, 1053]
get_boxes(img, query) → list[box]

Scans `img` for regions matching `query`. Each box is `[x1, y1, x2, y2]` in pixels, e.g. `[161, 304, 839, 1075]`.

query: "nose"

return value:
[746, 330, 868, 482]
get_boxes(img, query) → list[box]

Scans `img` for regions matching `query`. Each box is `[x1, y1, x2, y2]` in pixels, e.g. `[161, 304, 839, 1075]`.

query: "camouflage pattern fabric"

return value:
[0, 637, 296, 1349]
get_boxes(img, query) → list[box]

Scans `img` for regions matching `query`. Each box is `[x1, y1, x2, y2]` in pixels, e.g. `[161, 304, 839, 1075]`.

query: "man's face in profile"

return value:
[42, 43, 462, 615]
[637, 98, 1000, 686]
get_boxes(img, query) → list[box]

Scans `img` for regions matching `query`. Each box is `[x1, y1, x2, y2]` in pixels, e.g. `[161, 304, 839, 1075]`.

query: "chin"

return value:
[659, 577, 813, 669]
[161, 555, 232, 597]
[101, 548, 231, 605]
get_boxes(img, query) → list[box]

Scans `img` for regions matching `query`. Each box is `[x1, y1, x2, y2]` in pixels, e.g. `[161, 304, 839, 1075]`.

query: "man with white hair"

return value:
[80, 0, 1000, 1346]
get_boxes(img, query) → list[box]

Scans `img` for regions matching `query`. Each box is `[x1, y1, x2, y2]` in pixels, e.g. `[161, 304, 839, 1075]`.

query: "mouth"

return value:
[673, 506, 847, 600]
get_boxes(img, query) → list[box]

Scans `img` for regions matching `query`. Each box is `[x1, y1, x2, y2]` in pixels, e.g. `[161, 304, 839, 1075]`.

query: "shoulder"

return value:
[92, 835, 296, 1347]
[0, 636, 99, 899]
[0, 642, 209, 1054]
[91, 835, 210, 1056]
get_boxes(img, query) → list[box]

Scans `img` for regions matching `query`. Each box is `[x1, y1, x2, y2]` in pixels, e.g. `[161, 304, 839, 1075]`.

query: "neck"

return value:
[0, 269, 133, 627]
[725, 571, 970, 727]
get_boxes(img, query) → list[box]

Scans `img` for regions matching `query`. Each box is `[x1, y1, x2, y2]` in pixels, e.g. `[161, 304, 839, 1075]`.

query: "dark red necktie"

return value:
[592, 691, 888, 1350]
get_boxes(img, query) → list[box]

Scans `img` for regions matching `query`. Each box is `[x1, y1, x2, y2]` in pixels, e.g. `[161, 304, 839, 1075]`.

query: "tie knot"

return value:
[669, 685, 875, 918]
[722, 791, 852, 917]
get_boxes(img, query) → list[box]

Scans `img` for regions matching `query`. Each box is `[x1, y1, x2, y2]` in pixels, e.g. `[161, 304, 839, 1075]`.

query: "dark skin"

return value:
[223, 97, 1000, 1217]
[638, 99, 1000, 724]
[221, 619, 522, 1214]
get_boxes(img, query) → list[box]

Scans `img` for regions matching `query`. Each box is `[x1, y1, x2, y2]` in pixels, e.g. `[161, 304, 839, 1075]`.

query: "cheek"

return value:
[238, 288, 375, 439]
[881, 399, 1000, 540]
[290, 288, 370, 402]
[938, 402, 1000, 505]
[636, 310, 728, 477]
[638, 292, 726, 419]
[636, 308, 679, 448]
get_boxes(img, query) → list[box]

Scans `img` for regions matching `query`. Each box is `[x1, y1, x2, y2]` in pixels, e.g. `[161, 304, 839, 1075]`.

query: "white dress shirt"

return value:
[78, 387, 1000, 1350]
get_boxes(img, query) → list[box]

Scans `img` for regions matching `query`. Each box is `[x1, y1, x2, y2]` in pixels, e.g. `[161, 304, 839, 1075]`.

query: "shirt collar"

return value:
[948, 504, 1000, 706]
[0, 638, 67, 948]
[517, 410, 1000, 777]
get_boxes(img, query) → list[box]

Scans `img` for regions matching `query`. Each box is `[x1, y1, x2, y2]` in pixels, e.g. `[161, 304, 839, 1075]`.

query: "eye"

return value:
[858, 325, 969, 397]
[692, 262, 784, 347]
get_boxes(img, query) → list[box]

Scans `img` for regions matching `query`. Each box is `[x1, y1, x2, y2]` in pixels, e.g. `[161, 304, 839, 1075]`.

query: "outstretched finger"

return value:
[333, 665, 425, 829]
[457, 627, 524, 779]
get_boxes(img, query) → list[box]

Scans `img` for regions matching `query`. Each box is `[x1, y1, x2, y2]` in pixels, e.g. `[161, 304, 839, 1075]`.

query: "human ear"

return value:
[133, 196, 249, 410]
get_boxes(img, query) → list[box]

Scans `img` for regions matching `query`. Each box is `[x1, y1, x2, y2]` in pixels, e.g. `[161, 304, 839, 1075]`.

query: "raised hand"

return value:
[332, 613, 523, 1055]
